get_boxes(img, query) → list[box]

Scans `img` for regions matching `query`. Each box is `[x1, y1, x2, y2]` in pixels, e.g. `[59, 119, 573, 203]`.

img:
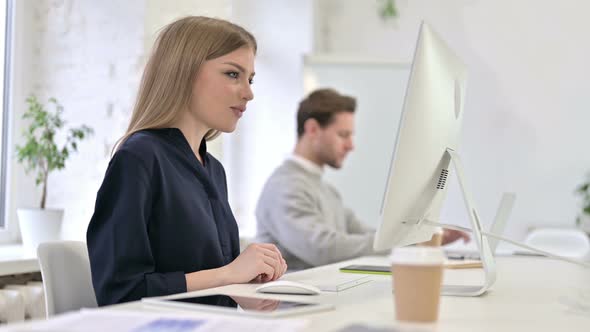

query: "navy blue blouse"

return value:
[87, 128, 240, 306]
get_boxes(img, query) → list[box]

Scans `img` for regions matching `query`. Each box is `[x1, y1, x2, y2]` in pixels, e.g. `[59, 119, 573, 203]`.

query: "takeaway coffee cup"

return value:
[390, 246, 445, 323]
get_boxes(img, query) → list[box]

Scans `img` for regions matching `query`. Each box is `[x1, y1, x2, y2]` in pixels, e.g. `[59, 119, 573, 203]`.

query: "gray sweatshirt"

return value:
[255, 158, 380, 270]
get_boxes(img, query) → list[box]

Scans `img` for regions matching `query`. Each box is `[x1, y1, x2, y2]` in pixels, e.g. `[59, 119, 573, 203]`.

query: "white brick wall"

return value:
[23, 0, 146, 241]
[9, 0, 230, 242]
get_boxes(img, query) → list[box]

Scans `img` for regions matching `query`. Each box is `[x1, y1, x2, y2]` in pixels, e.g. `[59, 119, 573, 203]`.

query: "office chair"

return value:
[37, 241, 98, 317]
[524, 228, 590, 259]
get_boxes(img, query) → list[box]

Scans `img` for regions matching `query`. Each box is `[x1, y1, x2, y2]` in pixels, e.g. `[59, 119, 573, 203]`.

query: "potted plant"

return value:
[378, 0, 398, 20]
[575, 174, 590, 234]
[15, 95, 93, 255]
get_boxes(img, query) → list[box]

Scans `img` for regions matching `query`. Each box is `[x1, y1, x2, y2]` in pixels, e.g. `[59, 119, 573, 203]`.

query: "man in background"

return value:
[256, 88, 468, 270]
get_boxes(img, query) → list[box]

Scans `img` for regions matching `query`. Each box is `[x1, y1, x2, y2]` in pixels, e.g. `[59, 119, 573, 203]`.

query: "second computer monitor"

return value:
[373, 22, 468, 251]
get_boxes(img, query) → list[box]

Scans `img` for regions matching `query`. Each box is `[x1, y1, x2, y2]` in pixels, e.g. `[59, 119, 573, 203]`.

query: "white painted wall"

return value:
[3, 0, 230, 244]
[228, 0, 313, 237]
[314, 0, 590, 240]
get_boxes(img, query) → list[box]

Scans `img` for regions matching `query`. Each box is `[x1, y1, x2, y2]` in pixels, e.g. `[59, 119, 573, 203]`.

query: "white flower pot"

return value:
[17, 208, 63, 257]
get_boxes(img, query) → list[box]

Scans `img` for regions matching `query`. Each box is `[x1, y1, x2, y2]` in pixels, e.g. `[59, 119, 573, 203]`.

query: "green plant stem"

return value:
[41, 168, 48, 209]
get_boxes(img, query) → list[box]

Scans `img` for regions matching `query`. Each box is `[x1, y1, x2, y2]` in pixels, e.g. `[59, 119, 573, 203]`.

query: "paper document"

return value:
[0, 308, 307, 332]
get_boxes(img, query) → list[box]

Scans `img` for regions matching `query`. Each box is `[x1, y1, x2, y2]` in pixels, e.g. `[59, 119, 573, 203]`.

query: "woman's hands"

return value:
[223, 243, 288, 284]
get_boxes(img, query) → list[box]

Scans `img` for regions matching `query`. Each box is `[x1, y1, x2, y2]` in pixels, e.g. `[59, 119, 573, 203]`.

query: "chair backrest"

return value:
[524, 228, 590, 259]
[37, 241, 98, 317]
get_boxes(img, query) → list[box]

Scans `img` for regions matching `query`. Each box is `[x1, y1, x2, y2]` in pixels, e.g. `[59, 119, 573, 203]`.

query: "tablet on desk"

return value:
[142, 293, 334, 318]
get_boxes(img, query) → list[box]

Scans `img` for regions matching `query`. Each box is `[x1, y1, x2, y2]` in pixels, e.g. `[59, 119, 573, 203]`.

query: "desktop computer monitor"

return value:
[373, 22, 468, 251]
[373, 23, 588, 293]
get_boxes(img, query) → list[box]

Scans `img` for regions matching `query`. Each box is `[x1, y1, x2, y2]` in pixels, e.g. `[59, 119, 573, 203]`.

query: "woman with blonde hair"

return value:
[87, 16, 287, 306]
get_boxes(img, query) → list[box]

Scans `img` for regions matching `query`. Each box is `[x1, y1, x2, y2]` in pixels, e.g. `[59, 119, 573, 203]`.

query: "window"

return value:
[0, 0, 13, 228]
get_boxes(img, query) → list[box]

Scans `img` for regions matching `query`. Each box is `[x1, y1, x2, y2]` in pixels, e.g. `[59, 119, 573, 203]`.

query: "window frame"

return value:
[0, 0, 14, 232]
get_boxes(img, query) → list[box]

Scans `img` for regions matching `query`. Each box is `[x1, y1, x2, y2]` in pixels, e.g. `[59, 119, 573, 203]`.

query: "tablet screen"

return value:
[168, 294, 316, 313]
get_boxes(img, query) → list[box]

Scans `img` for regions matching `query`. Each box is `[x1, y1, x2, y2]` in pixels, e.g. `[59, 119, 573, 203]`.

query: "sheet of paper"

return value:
[0, 308, 308, 332]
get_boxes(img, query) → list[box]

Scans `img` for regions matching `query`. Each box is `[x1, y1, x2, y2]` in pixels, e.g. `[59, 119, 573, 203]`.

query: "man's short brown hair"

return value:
[297, 88, 356, 138]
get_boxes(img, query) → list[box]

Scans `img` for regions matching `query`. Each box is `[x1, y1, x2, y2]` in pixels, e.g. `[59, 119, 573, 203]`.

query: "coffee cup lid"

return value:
[390, 246, 445, 266]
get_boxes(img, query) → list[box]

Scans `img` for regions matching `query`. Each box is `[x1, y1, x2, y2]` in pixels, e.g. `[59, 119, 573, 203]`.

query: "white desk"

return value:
[0, 245, 38, 276]
[108, 255, 590, 331]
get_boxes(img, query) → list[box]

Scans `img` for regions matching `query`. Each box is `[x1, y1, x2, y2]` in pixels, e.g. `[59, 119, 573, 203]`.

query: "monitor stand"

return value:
[408, 148, 496, 297]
